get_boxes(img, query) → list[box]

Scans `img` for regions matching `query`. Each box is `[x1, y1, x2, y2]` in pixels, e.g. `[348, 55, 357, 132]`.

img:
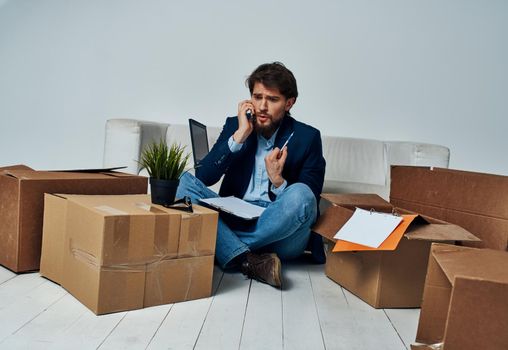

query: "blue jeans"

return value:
[176, 173, 317, 269]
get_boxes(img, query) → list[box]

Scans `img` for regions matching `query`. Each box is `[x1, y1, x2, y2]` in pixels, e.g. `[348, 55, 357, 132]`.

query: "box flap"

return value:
[443, 276, 508, 350]
[312, 205, 353, 241]
[321, 193, 393, 212]
[50, 166, 127, 173]
[314, 193, 394, 241]
[314, 194, 479, 247]
[390, 165, 508, 251]
[410, 345, 441, 350]
[431, 243, 508, 285]
[0, 166, 132, 179]
[2, 169, 138, 180]
[0, 164, 33, 172]
[404, 215, 480, 243]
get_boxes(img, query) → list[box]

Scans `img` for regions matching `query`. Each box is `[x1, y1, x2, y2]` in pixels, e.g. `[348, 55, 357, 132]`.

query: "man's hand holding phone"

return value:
[233, 100, 255, 144]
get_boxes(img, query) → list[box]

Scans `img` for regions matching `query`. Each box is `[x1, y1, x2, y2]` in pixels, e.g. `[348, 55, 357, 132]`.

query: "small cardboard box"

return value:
[40, 194, 218, 314]
[312, 193, 479, 308]
[0, 165, 148, 272]
[390, 166, 508, 251]
[414, 243, 508, 350]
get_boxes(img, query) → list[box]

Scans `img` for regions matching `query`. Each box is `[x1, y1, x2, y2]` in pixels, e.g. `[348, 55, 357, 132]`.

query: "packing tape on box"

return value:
[181, 214, 203, 257]
[145, 257, 197, 304]
[69, 243, 178, 272]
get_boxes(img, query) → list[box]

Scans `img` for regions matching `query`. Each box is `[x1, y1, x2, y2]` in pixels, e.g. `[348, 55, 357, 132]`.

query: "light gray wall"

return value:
[1, 0, 507, 175]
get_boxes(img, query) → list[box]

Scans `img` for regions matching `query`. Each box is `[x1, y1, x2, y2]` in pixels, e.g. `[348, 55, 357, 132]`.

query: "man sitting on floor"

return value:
[177, 62, 326, 287]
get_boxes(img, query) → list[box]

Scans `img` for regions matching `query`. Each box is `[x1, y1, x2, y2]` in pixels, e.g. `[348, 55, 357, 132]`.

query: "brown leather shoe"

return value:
[241, 252, 282, 288]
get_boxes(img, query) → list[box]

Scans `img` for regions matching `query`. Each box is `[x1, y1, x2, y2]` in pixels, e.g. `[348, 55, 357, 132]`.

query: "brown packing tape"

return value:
[153, 214, 170, 256]
[70, 243, 146, 273]
[187, 214, 202, 242]
[154, 209, 180, 260]
[69, 244, 101, 268]
[112, 215, 130, 260]
[70, 233, 181, 273]
[186, 213, 203, 256]
[181, 259, 196, 301]
[144, 257, 196, 305]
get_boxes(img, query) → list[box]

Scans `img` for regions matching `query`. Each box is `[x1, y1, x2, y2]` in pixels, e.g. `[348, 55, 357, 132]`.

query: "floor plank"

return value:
[282, 263, 325, 350]
[146, 298, 212, 350]
[0, 266, 16, 285]
[0, 274, 67, 343]
[239, 279, 283, 350]
[97, 304, 171, 350]
[308, 264, 366, 350]
[0, 291, 125, 350]
[193, 271, 251, 350]
[341, 289, 407, 350]
[384, 308, 420, 349]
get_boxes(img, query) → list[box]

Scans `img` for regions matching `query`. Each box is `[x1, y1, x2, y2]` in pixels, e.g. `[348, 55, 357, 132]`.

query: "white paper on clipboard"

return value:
[333, 207, 402, 248]
[199, 196, 265, 220]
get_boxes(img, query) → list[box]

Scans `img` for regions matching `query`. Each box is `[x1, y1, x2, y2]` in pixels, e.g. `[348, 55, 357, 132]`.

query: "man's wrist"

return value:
[271, 179, 287, 195]
[228, 135, 243, 153]
[233, 129, 249, 144]
[271, 176, 285, 188]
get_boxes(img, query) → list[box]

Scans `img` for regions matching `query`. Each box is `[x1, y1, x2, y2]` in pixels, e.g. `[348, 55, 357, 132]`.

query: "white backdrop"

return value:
[1, 0, 507, 175]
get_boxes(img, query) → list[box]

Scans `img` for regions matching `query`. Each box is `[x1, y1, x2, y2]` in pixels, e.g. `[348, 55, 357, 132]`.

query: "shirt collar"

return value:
[257, 128, 279, 150]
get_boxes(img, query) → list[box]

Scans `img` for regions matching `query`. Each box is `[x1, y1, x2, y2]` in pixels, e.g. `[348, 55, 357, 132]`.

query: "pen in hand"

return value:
[279, 132, 294, 156]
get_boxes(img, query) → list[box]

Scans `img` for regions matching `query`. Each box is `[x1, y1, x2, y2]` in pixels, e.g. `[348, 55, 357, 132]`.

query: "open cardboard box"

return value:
[312, 193, 479, 308]
[40, 193, 218, 315]
[413, 243, 508, 350]
[0, 165, 148, 272]
[390, 166, 508, 251]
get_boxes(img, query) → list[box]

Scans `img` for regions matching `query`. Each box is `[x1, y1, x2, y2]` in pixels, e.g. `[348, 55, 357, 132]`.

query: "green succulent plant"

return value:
[139, 140, 190, 180]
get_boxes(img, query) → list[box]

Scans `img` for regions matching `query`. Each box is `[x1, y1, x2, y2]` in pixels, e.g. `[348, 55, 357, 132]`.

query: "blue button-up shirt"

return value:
[228, 132, 287, 202]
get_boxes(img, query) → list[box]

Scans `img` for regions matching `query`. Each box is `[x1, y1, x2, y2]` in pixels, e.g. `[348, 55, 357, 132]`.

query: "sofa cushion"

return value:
[322, 136, 387, 186]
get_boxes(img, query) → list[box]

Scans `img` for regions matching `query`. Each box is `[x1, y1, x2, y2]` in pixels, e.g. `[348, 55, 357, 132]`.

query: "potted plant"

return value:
[139, 140, 190, 206]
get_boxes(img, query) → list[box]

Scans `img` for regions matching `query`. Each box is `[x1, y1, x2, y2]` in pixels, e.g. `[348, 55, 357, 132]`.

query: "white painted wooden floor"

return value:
[0, 258, 419, 350]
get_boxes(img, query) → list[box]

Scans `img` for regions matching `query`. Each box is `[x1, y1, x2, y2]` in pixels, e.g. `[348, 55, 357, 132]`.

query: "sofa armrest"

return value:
[322, 137, 450, 200]
[103, 118, 169, 174]
[385, 142, 450, 168]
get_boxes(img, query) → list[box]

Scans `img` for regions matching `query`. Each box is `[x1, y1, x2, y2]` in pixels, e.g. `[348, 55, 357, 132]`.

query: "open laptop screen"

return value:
[188, 118, 209, 165]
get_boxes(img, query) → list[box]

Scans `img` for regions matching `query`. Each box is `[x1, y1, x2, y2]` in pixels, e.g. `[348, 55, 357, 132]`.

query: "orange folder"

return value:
[332, 214, 418, 252]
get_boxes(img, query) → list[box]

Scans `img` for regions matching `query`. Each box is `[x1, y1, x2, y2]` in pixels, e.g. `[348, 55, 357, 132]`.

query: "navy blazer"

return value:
[196, 115, 326, 206]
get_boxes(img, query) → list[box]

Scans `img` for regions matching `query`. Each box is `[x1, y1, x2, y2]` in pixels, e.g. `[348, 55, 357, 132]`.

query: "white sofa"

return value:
[103, 118, 450, 200]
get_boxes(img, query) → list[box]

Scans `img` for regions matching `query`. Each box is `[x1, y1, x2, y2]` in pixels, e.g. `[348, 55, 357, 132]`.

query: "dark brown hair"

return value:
[246, 62, 298, 100]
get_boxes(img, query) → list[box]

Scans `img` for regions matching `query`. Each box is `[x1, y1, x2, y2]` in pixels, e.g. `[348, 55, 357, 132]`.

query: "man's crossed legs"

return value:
[176, 173, 317, 287]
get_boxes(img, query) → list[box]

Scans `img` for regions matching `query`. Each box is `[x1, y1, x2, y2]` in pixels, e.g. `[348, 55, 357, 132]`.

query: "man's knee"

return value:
[277, 183, 317, 223]
[280, 183, 315, 204]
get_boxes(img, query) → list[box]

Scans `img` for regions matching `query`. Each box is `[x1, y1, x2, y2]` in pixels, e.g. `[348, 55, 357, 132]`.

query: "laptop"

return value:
[188, 118, 210, 166]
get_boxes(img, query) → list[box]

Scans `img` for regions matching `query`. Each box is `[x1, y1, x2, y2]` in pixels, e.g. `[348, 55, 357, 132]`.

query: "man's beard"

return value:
[254, 115, 284, 139]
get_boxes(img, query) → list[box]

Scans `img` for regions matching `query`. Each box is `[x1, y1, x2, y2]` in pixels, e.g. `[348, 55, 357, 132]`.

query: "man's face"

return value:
[251, 82, 295, 138]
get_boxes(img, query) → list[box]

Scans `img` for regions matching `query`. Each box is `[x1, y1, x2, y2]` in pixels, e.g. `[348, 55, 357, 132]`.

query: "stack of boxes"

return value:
[313, 166, 508, 349]
[40, 194, 218, 315]
[0, 165, 147, 272]
[390, 166, 508, 349]
[0, 165, 218, 315]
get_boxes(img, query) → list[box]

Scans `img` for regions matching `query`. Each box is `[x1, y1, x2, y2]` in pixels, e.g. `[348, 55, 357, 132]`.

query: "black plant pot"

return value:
[150, 178, 179, 206]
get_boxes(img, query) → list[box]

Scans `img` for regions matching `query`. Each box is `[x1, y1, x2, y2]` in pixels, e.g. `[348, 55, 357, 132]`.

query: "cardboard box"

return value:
[390, 166, 508, 251]
[312, 193, 479, 308]
[414, 243, 508, 350]
[0, 165, 148, 272]
[40, 194, 218, 314]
